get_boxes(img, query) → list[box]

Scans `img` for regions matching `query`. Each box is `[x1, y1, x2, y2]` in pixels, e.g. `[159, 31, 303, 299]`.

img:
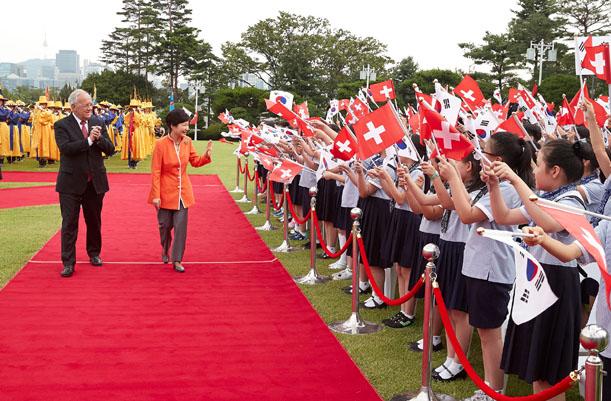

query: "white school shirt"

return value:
[461, 181, 522, 285]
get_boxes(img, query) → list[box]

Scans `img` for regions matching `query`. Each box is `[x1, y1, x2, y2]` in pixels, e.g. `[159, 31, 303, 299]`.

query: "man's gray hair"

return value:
[68, 89, 89, 106]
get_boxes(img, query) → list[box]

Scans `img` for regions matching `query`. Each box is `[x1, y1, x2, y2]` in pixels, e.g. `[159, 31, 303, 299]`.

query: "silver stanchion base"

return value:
[244, 205, 262, 215]
[271, 240, 301, 253]
[256, 221, 278, 231]
[229, 186, 242, 193]
[328, 312, 382, 335]
[389, 387, 457, 401]
[235, 195, 252, 203]
[294, 268, 331, 285]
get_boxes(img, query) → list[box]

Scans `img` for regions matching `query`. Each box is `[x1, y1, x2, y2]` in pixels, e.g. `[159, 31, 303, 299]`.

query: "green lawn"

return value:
[0, 182, 54, 189]
[0, 141, 582, 400]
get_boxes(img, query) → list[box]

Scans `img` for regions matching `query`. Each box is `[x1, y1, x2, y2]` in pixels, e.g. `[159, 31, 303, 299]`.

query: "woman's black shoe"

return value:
[173, 262, 185, 273]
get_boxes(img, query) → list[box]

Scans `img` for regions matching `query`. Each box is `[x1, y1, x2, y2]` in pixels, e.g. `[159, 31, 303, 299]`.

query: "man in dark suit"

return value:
[54, 89, 115, 277]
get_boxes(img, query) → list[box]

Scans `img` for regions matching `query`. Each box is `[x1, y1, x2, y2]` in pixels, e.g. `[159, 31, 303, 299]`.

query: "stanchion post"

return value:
[230, 157, 242, 193]
[580, 324, 609, 401]
[244, 165, 262, 215]
[236, 154, 251, 203]
[328, 208, 381, 335]
[271, 184, 300, 253]
[294, 187, 331, 284]
[256, 176, 278, 231]
[390, 244, 456, 401]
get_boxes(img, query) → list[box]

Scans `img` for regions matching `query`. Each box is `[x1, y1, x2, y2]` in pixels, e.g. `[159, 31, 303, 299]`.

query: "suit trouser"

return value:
[59, 180, 105, 267]
[157, 203, 188, 263]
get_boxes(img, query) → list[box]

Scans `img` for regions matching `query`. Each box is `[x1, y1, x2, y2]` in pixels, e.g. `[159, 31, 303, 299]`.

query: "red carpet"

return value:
[0, 173, 381, 400]
[0, 185, 57, 209]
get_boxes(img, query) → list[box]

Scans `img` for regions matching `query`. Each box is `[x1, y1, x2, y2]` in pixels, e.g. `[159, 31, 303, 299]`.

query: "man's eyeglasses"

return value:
[76, 103, 93, 109]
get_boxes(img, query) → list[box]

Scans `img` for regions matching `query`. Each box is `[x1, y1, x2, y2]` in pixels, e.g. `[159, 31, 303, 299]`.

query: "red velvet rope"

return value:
[246, 166, 256, 182]
[272, 191, 284, 211]
[433, 286, 578, 401]
[356, 236, 426, 306]
[312, 210, 353, 257]
[238, 158, 246, 174]
[255, 172, 267, 193]
[286, 191, 311, 224]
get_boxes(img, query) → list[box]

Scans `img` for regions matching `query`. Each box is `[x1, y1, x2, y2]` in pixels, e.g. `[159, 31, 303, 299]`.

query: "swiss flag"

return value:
[537, 199, 611, 309]
[218, 112, 231, 124]
[352, 102, 405, 160]
[370, 80, 396, 101]
[296, 118, 315, 137]
[569, 85, 608, 127]
[532, 82, 538, 96]
[258, 146, 278, 158]
[293, 102, 310, 119]
[331, 127, 358, 161]
[491, 103, 506, 121]
[581, 37, 611, 84]
[507, 88, 521, 104]
[254, 152, 275, 171]
[228, 124, 243, 136]
[338, 99, 350, 111]
[265, 99, 299, 128]
[493, 114, 526, 138]
[409, 112, 420, 133]
[556, 97, 575, 126]
[268, 159, 303, 184]
[419, 101, 474, 161]
[454, 75, 485, 110]
[350, 97, 369, 119]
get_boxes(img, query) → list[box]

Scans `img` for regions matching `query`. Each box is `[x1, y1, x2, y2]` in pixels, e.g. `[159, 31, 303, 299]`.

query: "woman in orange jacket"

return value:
[148, 109, 212, 272]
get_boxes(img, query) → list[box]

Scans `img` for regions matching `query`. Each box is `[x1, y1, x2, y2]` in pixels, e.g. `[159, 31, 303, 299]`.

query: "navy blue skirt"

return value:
[358, 196, 392, 268]
[464, 276, 512, 329]
[436, 239, 467, 312]
[408, 231, 440, 298]
[380, 208, 422, 269]
[289, 175, 302, 206]
[316, 179, 337, 222]
[300, 185, 312, 216]
[501, 263, 580, 385]
[332, 186, 346, 230]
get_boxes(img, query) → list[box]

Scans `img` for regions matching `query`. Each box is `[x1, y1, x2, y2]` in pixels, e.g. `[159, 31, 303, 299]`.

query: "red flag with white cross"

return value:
[370, 80, 396, 102]
[293, 102, 310, 119]
[352, 102, 405, 160]
[350, 97, 369, 119]
[455, 75, 485, 110]
[268, 159, 303, 184]
[419, 101, 474, 161]
[331, 127, 358, 161]
[265, 99, 299, 128]
[582, 40, 611, 84]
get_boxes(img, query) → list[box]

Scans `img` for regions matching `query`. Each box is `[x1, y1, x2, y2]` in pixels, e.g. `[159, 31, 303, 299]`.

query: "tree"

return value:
[211, 87, 269, 125]
[396, 69, 463, 108]
[223, 12, 391, 107]
[538, 73, 580, 106]
[507, 0, 568, 81]
[459, 32, 520, 90]
[558, 0, 611, 35]
[389, 57, 419, 83]
[152, 0, 212, 95]
[81, 70, 156, 106]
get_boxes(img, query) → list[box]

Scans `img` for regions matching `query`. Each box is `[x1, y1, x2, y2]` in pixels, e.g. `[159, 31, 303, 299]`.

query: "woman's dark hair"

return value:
[540, 139, 585, 183]
[576, 125, 590, 140]
[523, 123, 542, 143]
[578, 140, 598, 171]
[328, 123, 340, 133]
[275, 121, 290, 128]
[462, 152, 486, 192]
[489, 132, 535, 188]
[165, 109, 190, 128]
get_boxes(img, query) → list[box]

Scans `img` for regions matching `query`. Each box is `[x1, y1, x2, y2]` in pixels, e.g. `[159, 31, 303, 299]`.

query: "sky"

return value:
[7, 0, 520, 72]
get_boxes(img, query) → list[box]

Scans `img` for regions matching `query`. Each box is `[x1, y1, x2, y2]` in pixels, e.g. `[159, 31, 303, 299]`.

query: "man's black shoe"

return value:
[302, 242, 321, 250]
[90, 256, 103, 266]
[61, 265, 74, 277]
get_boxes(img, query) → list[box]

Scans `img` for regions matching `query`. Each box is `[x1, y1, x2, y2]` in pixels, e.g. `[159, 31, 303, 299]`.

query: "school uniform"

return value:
[339, 167, 359, 232]
[332, 178, 345, 230]
[579, 173, 603, 218]
[437, 187, 486, 312]
[501, 189, 583, 385]
[408, 190, 442, 297]
[358, 158, 396, 268]
[380, 167, 423, 269]
[299, 166, 317, 215]
[317, 178, 337, 222]
[461, 181, 521, 329]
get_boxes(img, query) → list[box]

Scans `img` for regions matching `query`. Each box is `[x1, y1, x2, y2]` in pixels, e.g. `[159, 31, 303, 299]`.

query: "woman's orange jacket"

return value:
[148, 136, 211, 210]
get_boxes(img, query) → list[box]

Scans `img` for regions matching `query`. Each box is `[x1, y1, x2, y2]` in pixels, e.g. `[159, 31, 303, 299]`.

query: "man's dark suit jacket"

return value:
[54, 114, 115, 195]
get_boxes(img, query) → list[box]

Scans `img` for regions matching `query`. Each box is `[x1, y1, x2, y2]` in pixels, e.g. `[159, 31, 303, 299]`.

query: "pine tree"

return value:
[559, 0, 611, 35]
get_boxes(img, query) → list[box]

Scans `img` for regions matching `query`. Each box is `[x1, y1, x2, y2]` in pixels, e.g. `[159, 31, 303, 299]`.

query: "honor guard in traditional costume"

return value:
[0, 93, 9, 165]
[6, 100, 23, 161]
[17, 101, 31, 156]
[30, 96, 53, 167]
